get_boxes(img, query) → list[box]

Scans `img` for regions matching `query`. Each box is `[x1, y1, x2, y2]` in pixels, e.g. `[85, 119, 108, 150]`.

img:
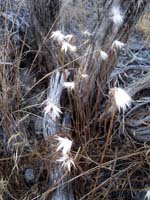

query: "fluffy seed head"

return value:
[61, 41, 77, 53]
[145, 190, 150, 200]
[111, 5, 124, 26]
[44, 101, 62, 121]
[51, 31, 73, 43]
[100, 50, 108, 60]
[112, 40, 125, 50]
[57, 154, 75, 172]
[63, 82, 75, 90]
[56, 136, 73, 155]
[51, 31, 65, 43]
[109, 87, 132, 112]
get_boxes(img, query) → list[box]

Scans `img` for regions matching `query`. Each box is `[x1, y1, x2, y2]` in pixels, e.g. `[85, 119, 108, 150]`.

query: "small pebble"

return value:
[24, 168, 35, 185]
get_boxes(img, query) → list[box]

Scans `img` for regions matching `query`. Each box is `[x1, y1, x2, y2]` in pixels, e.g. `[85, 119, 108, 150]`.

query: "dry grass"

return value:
[136, 12, 150, 41]
[0, 1, 149, 200]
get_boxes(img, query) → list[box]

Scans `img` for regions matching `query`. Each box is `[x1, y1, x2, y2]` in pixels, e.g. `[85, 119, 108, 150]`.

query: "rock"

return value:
[24, 168, 35, 185]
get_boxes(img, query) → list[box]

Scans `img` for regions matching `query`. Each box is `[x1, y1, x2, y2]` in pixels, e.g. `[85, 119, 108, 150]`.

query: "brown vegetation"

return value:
[0, 0, 149, 200]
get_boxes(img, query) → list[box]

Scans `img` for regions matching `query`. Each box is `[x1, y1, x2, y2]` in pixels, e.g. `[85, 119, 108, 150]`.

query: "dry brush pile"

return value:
[0, 0, 150, 200]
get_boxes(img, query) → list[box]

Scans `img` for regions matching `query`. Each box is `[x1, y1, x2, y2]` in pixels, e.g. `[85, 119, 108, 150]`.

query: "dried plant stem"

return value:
[91, 104, 116, 199]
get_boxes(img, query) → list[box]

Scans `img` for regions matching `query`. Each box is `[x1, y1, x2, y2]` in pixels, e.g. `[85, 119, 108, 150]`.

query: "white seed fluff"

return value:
[110, 87, 132, 112]
[56, 136, 73, 155]
[111, 5, 124, 26]
[63, 82, 75, 90]
[51, 30, 76, 54]
[145, 190, 150, 200]
[100, 50, 108, 60]
[112, 40, 125, 50]
[44, 101, 62, 121]
[57, 155, 75, 172]
[51, 30, 65, 43]
[61, 41, 77, 53]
